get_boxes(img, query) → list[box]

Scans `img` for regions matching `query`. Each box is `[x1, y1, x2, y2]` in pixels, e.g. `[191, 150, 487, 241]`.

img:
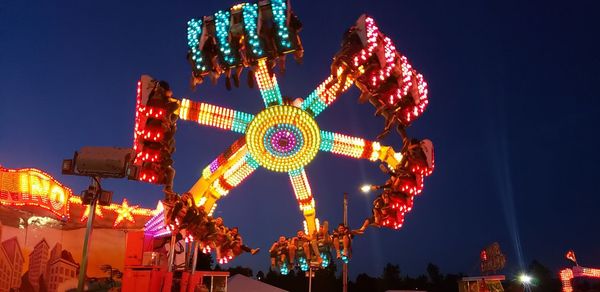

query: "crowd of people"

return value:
[270, 221, 359, 273]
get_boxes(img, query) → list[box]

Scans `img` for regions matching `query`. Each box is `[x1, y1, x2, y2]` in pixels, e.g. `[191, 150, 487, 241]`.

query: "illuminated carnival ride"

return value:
[560, 250, 600, 292]
[128, 1, 435, 275]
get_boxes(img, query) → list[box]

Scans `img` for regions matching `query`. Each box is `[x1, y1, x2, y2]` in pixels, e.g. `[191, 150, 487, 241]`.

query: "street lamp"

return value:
[519, 273, 534, 291]
[62, 146, 133, 291]
[360, 184, 372, 193]
[519, 273, 532, 285]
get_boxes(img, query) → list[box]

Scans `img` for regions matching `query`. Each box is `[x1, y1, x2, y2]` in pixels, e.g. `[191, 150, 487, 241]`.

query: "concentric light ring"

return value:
[246, 105, 321, 172]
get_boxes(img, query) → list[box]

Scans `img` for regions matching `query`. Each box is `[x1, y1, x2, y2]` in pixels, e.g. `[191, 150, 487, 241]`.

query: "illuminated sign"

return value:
[0, 167, 71, 219]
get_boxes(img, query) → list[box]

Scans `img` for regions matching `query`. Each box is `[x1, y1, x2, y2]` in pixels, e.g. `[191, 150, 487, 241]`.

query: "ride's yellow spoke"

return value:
[288, 168, 318, 235]
[179, 98, 254, 133]
[255, 59, 283, 107]
[300, 72, 354, 117]
[319, 130, 403, 169]
[187, 137, 259, 215]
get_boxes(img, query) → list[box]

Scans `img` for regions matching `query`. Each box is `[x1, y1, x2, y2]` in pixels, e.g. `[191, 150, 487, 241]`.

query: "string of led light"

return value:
[255, 59, 283, 106]
[215, 10, 236, 65]
[179, 98, 254, 133]
[187, 18, 206, 71]
[242, 3, 264, 57]
[271, 0, 291, 49]
[245, 105, 321, 172]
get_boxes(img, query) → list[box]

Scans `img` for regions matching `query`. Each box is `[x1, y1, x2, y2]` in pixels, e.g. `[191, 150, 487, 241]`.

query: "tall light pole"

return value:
[78, 177, 100, 291]
[62, 146, 131, 291]
[343, 192, 348, 292]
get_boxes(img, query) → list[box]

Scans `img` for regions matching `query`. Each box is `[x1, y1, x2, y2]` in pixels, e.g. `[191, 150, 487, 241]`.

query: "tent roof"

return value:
[227, 274, 288, 292]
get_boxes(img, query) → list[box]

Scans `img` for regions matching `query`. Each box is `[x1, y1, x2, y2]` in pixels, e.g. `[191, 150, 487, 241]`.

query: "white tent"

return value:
[227, 274, 288, 292]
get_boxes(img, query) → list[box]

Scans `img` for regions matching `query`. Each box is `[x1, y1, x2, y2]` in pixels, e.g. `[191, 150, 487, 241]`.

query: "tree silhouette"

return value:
[227, 266, 253, 277]
[186, 259, 571, 291]
[527, 260, 561, 292]
[353, 273, 378, 292]
[313, 262, 339, 292]
[256, 270, 265, 280]
[382, 263, 401, 289]
[195, 251, 214, 270]
[427, 262, 442, 284]
[427, 262, 448, 291]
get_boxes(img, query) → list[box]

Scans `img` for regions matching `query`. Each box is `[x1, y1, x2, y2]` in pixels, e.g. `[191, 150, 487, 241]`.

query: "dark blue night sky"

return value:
[1, 0, 599, 279]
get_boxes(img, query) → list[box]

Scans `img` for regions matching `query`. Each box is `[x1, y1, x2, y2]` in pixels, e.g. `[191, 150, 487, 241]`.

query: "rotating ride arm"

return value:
[319, 130, 404, 170]
[288, 168, 318, 235]
[173, 97, 258, 216]
[178, 98, 254, 134]
[255, 58, 283, 107]
[300, 72, 355, 117]
[187, 137, 259, 215]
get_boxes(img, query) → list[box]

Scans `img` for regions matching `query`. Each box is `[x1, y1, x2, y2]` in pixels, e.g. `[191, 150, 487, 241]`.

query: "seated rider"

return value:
[356, 191, 391, 233]
[404, 139, 434, 176]
[315, 221, 331, 246]
[269, 236, 289, 269]
[333, 223, 353, 259]
[208, 217, 227, 260]
[308, 221, 330, 265]
[186, 205, 208, 235]
[166, 195, 185, 227]
[287, 236, 296, 268]
[293, 230, 311, 260]
[166, 192, 198, 229]
[227, 227, 260, 256]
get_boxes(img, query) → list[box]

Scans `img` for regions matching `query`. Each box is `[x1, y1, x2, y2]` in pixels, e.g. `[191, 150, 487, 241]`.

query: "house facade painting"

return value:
[0, 166, 154, 291]
[0, 219, 131, 291]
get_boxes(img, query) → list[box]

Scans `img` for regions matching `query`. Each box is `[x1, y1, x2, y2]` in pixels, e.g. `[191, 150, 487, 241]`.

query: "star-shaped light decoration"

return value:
[80, 204, 104, 222]
[153, 200, 164, 215]
[113, 198, 138, 227]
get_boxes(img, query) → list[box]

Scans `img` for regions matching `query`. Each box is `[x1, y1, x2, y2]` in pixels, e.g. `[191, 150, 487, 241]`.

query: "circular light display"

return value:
[246, 105, 321, 172]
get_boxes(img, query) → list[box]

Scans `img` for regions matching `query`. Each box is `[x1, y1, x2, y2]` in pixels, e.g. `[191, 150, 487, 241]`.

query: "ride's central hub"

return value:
[246, 105, 321, 172]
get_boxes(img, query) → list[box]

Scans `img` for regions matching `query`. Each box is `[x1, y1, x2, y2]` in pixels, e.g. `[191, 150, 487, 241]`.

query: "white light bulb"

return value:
[360, 184, 372, 193]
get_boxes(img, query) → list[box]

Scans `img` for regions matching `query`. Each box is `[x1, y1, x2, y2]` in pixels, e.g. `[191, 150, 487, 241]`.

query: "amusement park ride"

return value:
[560, 251, 600, 292]
[54, 0, 436, 291]
[1, 2, 598, 292]
[121, 0, 435, 290]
